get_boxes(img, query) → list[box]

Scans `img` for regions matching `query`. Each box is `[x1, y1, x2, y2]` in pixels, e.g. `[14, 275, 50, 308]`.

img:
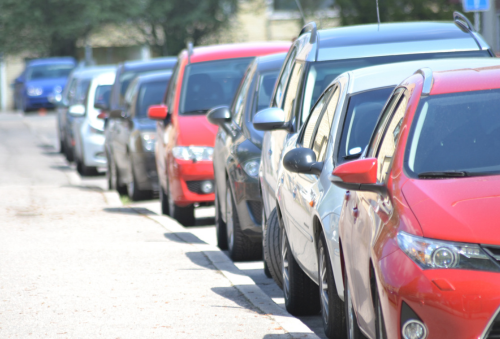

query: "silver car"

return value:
[268, 57, 500, 339]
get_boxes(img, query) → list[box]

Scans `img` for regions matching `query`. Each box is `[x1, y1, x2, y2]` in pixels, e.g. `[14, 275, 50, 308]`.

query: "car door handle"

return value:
[345, 191, 350, 201]
[352, 206, 359, 218]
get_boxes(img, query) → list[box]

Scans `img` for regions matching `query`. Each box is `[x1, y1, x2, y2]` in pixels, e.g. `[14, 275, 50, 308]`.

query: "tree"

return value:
[334, 0, 471, 26]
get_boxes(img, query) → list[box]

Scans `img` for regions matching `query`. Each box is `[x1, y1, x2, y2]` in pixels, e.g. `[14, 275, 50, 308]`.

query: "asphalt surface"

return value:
[0, 111, 326, 339]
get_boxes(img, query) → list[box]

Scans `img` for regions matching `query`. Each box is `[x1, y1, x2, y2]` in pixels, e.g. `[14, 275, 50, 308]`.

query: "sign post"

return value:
[462, 0, 490, 32]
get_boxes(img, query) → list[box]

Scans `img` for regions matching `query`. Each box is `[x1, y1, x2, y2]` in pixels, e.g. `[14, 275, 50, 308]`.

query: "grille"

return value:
[186, 180, 214, 194]
[246, 200, 262, 225]
[485, 311, 500, 339]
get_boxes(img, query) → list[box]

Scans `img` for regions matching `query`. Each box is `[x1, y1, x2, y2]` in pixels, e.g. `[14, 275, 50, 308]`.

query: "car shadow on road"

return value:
[164, 232, 207, 244]
[193, 216, 215, 226]
[210, 286, 265, 314]
[102, 206, 157, 216]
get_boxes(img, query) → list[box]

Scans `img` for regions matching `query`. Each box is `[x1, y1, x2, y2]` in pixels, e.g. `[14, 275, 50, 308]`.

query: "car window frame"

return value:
[231, 63, 257, 127]
[271, 47, 297, 108]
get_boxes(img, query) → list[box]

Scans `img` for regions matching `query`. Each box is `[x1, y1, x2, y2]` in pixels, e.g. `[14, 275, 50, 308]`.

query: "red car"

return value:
[331, 65, 500, 339]
[149, 42, 290, 225]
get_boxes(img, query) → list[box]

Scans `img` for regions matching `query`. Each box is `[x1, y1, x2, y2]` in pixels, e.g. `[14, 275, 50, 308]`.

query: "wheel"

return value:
[225, 181, 262, 261]
[281, 226, 320, 315]
[215, 185, 228, 250]
[76, 153, 98, 177]
[373, 278, 387, 339]
[167, 180, 195, 226]
[264, 208, 283, 289]
[64, 139, 74, 162]
[114, 163, 128, 196]
[262, 209, 272, 278]
[59, 139, 65, 154]
[318, 233, 346, 338]
[159, 184, 170, 215]
[128, 163, 150, 201]
[106, 153, 114, 191]
[344, 265, 365, 339]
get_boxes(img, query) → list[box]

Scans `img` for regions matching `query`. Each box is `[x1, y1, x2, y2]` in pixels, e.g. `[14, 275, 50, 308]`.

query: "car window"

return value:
[254, 71, 279, 115]
[273, 48, 297, 108]
[164, 59, 181, 110]
[282, 62, 304, 122]
[233, 66, 256, 126]
[312, 88, 340, 162]
[26, 64, 74, 81]
[124, 78, 139, 108]
[376, 95, 408, 182]
[136, 80, 169, 118]
[95, 85, 112, 106]
[301, 87, 333, 149]
[70, 79, 91, 105]
[337, 87, 395, 164]
[66, 79, 78, 104]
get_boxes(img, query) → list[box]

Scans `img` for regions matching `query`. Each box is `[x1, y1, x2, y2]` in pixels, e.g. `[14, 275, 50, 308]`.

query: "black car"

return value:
[104, 57, 177, 192]
[207, 53, 287, 261]
[106, 71, 172, 200]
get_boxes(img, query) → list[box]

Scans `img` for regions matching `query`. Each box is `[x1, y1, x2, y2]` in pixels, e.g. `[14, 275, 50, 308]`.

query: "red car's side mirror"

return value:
[330, 158, 387, 195]
[148, 105, 168, 120]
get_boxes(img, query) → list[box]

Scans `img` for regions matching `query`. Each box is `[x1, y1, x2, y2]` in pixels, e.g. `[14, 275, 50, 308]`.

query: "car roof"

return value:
[295, 22, 488, 62]
[121, 57, 177, 72]
[71, 66, 117, 80]
[255, 52, 288, 73]
[135, 71, 173, 84]
[28, 57, 76, 66]
[92, 72, 116, 86]
[345, 58, 500, 94]
[430, 65, 500, 95]
[187, 42, 291, 64]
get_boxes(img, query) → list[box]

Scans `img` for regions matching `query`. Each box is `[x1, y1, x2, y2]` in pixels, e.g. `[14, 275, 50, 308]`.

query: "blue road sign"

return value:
[463, 0, 490, 12]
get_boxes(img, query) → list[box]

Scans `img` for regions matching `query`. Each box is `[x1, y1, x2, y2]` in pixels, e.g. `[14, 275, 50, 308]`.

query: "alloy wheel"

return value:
[319, 246, 329, 324]
[281, 227, 290, 299]
[226, 188, 234, 251]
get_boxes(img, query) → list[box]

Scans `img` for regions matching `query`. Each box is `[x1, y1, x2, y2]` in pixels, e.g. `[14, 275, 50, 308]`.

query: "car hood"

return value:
[402, 175, 500, 245]
[26, 78, 67, 89]
[176, 114, 218, 147]
[133, 118, 156, 130]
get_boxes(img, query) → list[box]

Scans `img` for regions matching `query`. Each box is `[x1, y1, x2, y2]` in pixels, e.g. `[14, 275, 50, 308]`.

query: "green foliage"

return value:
[335, 0, 471, 26]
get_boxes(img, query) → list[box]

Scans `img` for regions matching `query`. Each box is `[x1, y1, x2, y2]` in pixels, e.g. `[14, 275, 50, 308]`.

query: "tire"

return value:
[374, 279, 387, 339]
[226, 181, 262, 261]
[344, 266, 365, 339]
[264, 208, 283, 289]
[159, 184, 170, 215]
[76, 152, 98, 177]
[281, 226, 320, 315]
[167, 181, 195, 226]
[106, 153, 114, 191]
[318, 233, 346, 339]
[128, 163, 151, 201]
[262, 209, 272, 278]
[64, 140, 74, 162]
[59, 139, 65, 154]
[115, 163, 127, 196]
[215, 185, 228, 250]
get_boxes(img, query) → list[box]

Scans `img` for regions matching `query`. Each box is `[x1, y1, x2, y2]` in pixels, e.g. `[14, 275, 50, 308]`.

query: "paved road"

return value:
[0, 111, 325, 339]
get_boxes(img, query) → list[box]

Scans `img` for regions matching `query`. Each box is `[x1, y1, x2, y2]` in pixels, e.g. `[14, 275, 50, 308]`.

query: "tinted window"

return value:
[282, 63, 303, 121]
[274, 48, 297, 107]
[233, 68, 255, 126]
[405, 89, 500, 177]
[338, 87, 395, 164]
[301, 87, 332, 148]
[255, 71, 278, 114]
[26, 64, 74, 80]
[94, 85, 112, 106]
[70, 79, 91, 105]
[179, 58, 254, 114]
[312, 88, 340, 161]
[137, 81, 169, 118]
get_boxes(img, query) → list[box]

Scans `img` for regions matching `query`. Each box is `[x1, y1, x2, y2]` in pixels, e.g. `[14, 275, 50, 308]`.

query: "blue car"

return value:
[14, 57, 76, 112]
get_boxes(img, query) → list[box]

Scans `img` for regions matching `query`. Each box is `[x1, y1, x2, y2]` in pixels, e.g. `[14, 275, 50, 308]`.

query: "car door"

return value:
[350, 89, 409, 336]
[115, 80, 138, 180]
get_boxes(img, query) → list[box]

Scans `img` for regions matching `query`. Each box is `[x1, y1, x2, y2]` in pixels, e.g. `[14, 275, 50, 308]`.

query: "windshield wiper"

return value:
[343, 154, 361, 160]
[182, 109, 209, 115]
[418, 171, 468, 179]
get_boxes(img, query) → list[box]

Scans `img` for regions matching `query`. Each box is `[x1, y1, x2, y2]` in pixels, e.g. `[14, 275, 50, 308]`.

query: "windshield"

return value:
[405, 89, 500, 177]
[179, 57, 254, 114]
[94, 85, 112, 106]
[337, 87, 395, 163]
[300, 50, 490, 125]
[26, 64, 74, 81]
[254, 71, 279, 115]
[137, 81, 168, 118]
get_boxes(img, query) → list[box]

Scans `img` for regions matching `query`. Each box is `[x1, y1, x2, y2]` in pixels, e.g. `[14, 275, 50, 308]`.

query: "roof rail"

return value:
[299, 22, 317, 44]
[415, 68, 433, 96]
[187, 42, 194, 64]
[454, 11, 475, 33]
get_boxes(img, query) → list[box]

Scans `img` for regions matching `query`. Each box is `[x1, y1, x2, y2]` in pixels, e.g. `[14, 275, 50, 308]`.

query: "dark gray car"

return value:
[207, 53, 287, 261]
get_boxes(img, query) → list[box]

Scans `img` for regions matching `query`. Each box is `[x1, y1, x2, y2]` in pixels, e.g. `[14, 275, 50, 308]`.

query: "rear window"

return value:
[405, 89, 500, 177]
[137, 81, 169, 118]
[179, 58, 254, 114]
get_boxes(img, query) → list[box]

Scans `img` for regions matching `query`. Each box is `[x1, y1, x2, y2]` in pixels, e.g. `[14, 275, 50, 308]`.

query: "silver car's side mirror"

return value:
[253, 107, 289, 131]
[68, 104, 85, 117]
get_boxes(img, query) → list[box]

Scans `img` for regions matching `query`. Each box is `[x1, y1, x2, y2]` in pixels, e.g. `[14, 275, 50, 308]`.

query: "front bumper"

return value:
[378, 248, 500, 339]
[168, 158, 215, 206]
[131, 152, 158, 192]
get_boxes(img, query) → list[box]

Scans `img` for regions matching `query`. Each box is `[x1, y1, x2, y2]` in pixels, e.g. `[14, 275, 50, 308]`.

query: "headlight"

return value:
[141, 132, 156, 152]
[27, 86, 43, 97]
[397, 231, 500, 271]
[172, 146, 213, 162]
[242, 158, 260, 178]
[53, 85, 63, 94]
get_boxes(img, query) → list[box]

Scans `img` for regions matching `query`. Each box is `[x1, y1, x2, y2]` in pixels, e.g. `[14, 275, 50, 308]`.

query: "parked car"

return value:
[276, 57, 500, 338]
[71, 72, 115, 176]
[148, 42, 291, 226]
[58, 66, 116, 162]
[57, 65, 116, 156]
[207, 52, 287, 260]
[107, 71, 172, 201]
[104, 57, 177, 193]
[255, 14, 494, 295]
[14, 57, 76, 112]
[331, 63, 500, 339]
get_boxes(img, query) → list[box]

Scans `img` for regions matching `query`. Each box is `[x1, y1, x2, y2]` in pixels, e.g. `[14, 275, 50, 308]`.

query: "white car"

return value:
[71, 72, 115, 176]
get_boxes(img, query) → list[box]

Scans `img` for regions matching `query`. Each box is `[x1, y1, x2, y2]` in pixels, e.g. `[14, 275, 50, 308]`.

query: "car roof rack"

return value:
[415, 68, 433, 96]
[299, 22, 317, 44]
[187, 42, 194, 64]
[453, 11, 475, 33]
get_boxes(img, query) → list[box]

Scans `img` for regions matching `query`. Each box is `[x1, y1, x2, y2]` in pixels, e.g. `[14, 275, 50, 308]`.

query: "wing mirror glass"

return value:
[253, 107, 288, 131]
[330, 158, 386, 195]
[206, 106, 231, 126]
[68, 104, 85, 117]
[283, 148, 324, 176]
[148, 105, 168, 120]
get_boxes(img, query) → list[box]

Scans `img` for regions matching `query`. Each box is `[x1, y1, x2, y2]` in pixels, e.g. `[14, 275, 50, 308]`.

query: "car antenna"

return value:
[294, 0, 306, 26]
[187, 41, 193, 64]
[376, 0, 381, 30]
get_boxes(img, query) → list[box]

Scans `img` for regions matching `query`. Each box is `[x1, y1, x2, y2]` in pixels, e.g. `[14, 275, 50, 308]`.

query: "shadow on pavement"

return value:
[211, 286, 264, 314]
[164, 232, 207, 244]
[51, 165, 73, 171]
[184, 251, 247, 277]
[102, 207, 158, 216]
[194, 216, 215, 226]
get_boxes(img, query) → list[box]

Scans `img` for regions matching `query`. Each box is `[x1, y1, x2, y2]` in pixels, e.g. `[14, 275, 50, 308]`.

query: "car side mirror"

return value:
[283, 148, 324, 176]
[68, 104, 85, 117]
[330, 158, 387, 195]
[206, 106, 231, 126]
[148, 104, 168, 120]
[253, 107, 288, 131]
[94, 101, 109, 111]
